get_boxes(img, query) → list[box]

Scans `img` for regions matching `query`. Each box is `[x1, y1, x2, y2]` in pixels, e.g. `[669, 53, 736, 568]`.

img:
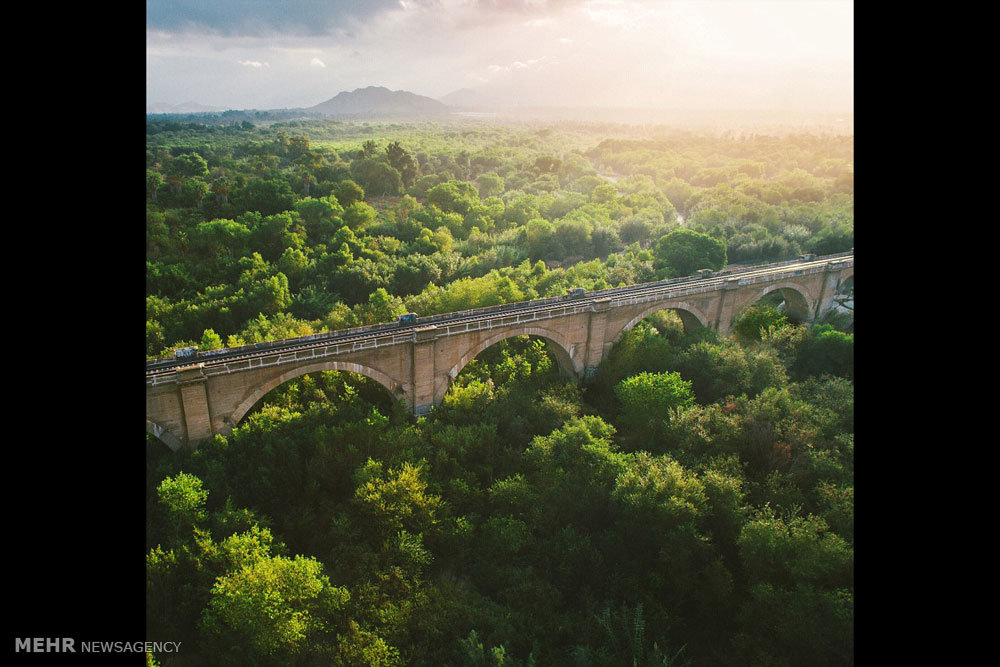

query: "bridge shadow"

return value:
[824, 274, 854, 332]
[146, 432, 175, 458]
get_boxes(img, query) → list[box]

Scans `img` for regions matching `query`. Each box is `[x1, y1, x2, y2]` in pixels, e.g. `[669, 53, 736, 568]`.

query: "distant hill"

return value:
[308, 86, 450, 116]
[147, 101, 224, 114]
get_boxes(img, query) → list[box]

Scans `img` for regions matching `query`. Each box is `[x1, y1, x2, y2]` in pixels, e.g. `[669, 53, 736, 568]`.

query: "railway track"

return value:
[146, 250, 853, 381]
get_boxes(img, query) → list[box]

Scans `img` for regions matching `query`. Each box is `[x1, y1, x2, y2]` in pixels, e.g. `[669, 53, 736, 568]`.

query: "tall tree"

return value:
[653, 228, 727, 278]
[385, 141, 418, 187]
[147, 169, 163, 201]
[334, 180, 365, 208]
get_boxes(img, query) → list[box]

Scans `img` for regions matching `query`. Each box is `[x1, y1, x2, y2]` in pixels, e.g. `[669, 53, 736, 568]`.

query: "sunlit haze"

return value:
[147, 0, 852, 115]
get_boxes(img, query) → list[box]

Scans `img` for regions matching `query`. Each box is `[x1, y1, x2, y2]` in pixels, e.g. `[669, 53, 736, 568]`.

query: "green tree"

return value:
[385, 141, 418, 187]
[590, 183, 617, 204]
[200, 555, 350, 664]
[157, 472, 209, 536]
[476, 173, 505, 198]
[392, 255, 442, 296]
[188, 218, 251, 261]
[524, 415, 627, 523]
[334, 179, 365, 207]
[525, 218, 554, 259]
[614, 371, 694, 444]
[211, 175, 232, 204]
[736, 583, 853, 667]
[147, 169, 163, 201]
[168, 152, 209, 180]
[361, 139, 379, 159]
[236, 178, 296, 216]
[738, 509, 853, 589]
[676, 341, 786, 405]
[553, 217, 592, 259]
[287, 134, 310, 159]
[342, 202, 378, 230]
[296, 167, 315, 197]
[295, 196, 342, 225]
[733, 305, 789, 344]
[653, 228, 727, 278]
[200, 328, 223, 350]
[351, 459, 443, 540]
[426, 181, 479, 216]
[355, 288, 406, 325]
[277, 247, 310, 287]
[181, 178, 210, 208]
[662, 178, 697, 214]
[352, 159, 403, 197]
[790, 324, 853, 381]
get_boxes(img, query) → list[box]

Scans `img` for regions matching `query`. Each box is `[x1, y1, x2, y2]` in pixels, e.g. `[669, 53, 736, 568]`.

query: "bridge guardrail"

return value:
[147, 253, 852, 386]
[148, 250, 854, 369]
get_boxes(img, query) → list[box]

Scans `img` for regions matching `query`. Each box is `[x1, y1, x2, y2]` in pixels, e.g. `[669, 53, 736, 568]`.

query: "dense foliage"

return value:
[146, 119, 853, 665]
[147, 311, 853, 665]
[147, 120, 853, 358]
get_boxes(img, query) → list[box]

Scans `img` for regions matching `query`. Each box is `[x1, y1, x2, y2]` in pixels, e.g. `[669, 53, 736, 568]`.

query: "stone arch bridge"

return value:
[147, 253, 853, 450]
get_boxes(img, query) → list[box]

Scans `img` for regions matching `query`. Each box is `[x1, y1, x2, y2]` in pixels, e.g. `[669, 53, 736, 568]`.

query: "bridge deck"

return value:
[146, 251, 852, 386]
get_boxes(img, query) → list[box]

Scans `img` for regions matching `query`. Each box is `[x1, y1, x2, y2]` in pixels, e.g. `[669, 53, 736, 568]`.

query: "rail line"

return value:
[146, 251, 852, 384]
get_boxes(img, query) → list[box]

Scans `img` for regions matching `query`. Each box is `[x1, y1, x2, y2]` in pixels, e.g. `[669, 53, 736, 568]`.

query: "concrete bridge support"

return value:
[411, 326, 439, 416]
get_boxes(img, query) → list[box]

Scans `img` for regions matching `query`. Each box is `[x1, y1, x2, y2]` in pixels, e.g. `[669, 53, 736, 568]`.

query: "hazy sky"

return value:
[146, 0, 853, 112]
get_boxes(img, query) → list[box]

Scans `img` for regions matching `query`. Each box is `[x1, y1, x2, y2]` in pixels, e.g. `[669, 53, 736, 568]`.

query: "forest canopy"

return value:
[146, 119, 852, 359]
[146, 118, 853, 666]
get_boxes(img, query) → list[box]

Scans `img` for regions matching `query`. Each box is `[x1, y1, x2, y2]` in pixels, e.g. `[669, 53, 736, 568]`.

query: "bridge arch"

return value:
[836, 273, 854, 298]
[734, 281, 816, 325]
[146, 419, 183, 452]
[442, 326, 580, 403]
[827, 271, 854, 330]
[229, 360, 404, 428]
[612, 301, 713, 344]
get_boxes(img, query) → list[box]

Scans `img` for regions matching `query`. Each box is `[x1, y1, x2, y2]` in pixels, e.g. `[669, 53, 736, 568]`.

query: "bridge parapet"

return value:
[147, 302, 600, 388]
[148, 256, 852, 390]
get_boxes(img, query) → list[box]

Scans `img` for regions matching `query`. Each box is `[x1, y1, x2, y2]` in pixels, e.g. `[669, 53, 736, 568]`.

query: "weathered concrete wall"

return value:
[147, 263, 852, 449]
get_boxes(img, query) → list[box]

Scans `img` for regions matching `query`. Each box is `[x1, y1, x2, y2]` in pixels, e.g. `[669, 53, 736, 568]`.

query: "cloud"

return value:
[467, 0, 585, 15]
[581, 0, 641, 28]
[148, 0, 852, 112]
[146, 0, 406, 36]
[487, 56, 545, 73]
[448, 0, 586, 30]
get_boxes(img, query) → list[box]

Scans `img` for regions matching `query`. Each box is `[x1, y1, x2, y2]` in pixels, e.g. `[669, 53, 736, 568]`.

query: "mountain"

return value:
[308, 86, 450, 116]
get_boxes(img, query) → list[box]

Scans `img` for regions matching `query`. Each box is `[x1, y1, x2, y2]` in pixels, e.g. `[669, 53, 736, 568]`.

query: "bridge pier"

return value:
[713, 278, 742, 338]
[410, 326, 438, 417]
[177, 364, 214, 447]
[583, 298, 612, 379]
[813, 262, 848, 323]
